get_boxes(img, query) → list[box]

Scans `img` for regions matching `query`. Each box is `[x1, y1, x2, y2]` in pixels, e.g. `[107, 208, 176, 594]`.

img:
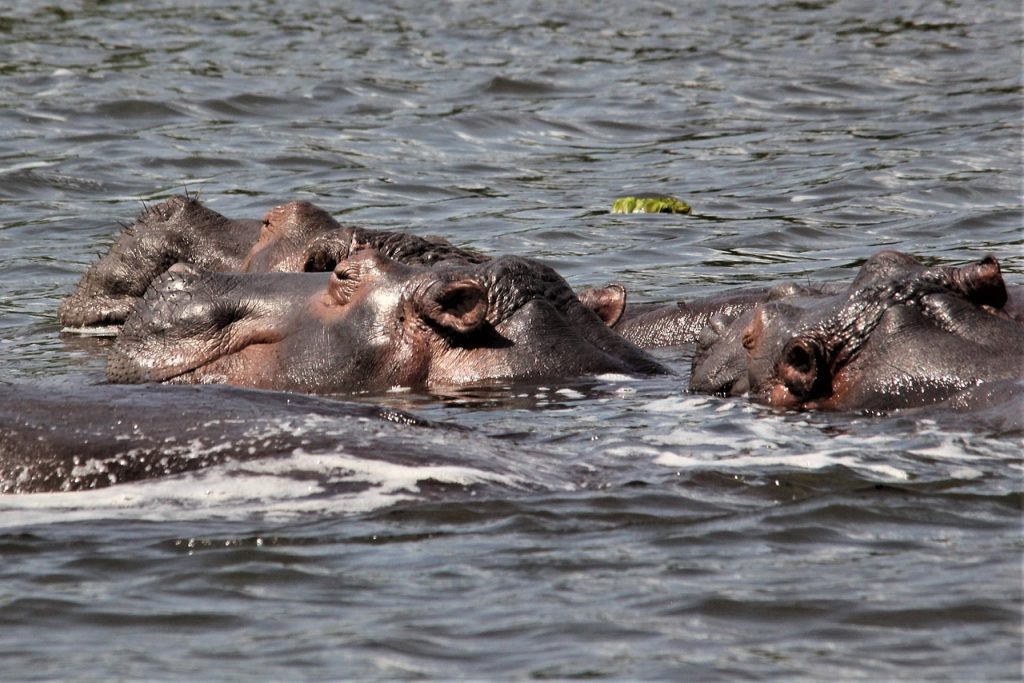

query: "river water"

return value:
[0, 1, 1021, 679]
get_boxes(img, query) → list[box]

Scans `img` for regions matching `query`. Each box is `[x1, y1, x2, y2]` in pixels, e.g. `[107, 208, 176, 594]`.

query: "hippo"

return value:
[689, 250, 1024, 412]
[60, 195, 485, 330]
[0, 382, 442, 493]
[106, 250, 670, 394]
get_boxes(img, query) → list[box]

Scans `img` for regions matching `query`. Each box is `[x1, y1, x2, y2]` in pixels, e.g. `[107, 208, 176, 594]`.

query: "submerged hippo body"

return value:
[107, 251, 669, 394]
[0, 382, 440, 493]
[690, 251, 1024, 412]
[60, 196, 485, 330]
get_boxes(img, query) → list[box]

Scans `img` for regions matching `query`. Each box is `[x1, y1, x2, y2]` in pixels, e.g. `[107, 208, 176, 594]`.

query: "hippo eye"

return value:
[742, 328, 756, 351]
[741, 308, 768, 354]
[209, 300, 248, 329]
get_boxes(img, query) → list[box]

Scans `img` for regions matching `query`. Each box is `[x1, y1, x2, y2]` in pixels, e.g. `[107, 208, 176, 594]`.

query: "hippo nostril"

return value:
[786, 341, 813, 373]
[779, 338, 821, 401]
[327, 262, 362, 305]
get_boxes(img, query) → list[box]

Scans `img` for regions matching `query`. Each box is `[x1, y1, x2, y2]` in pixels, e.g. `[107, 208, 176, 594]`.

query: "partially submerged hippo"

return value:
[690, 251, 1024, 412]
[0, 382, 438, 493]
[107, 250, 669, 393]
[60, 195, 484, 329]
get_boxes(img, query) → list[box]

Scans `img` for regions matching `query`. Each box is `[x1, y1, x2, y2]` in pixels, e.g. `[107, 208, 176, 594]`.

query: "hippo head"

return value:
[691, 251, 1024, 411]
[239, 201, 341, 273]
[240, 199, 489, 274]
[59, 195, 261, 329]
[107, 250, 667, 393]
[689, 282, 827, 397]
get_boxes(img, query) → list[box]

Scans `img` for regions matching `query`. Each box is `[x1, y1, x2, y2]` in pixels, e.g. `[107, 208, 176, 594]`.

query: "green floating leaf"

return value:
[611, 195, 691, 215]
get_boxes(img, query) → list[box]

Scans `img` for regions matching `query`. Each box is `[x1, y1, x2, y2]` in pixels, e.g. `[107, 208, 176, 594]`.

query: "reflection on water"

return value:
[0, 0, 1021, 679]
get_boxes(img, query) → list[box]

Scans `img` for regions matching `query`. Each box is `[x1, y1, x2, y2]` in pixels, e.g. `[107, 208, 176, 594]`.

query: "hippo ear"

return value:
[951, 255, 1007, 309]
[418, 279, 488, 334]
[577, 283, 627, 327]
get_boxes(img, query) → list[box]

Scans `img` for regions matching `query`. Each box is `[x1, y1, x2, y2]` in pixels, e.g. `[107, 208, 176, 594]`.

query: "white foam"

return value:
[907, 436, 985, 462]
[947, 466, 984, 480]
[649, 428, 774, 450]
[60, 325, 121, 337]
[1, 160, 56, 174]
[554, 388, 585, 399]
[593, 373, 639, 383]
[0, 443, 522, 527]
[652, 449, 910, 481]
[22, 110, 66, 122]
